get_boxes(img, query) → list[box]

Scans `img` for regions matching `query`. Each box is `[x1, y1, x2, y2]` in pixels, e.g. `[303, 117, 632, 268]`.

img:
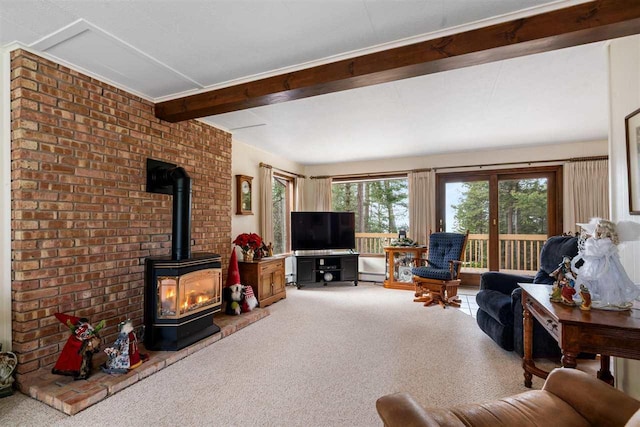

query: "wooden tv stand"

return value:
[294, 251, 359, 288]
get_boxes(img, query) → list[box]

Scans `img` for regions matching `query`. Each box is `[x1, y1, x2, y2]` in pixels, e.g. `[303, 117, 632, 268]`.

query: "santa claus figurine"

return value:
[52, 313, 105, 380]
[102, 319, 146, 374]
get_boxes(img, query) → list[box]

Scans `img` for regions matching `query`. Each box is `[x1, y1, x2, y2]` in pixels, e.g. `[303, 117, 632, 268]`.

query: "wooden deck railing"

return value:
[355, 232, 548, 273]
[355, 232, 396, 254]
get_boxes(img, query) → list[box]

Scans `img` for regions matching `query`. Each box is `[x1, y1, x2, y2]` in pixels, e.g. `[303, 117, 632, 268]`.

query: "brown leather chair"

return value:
[376, 368, 640, 427]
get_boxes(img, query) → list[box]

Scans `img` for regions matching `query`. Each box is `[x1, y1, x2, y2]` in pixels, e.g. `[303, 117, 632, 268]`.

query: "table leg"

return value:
[597, 355, 614, 386]
[561, 351, 578, 368]
[523, 304, 534, 388]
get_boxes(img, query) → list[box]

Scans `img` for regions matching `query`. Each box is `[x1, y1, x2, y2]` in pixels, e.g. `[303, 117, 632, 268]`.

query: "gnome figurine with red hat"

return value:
[52, 313, 105, 380]
[224, 249, 258, 314]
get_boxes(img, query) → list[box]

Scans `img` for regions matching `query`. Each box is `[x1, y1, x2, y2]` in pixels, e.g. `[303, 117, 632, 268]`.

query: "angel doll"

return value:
[571, 218, 640, 310]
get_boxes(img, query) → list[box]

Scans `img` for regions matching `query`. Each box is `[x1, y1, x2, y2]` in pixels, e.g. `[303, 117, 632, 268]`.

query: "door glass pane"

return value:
[498, 178, 548, 274]
[446, 180, 489, 273]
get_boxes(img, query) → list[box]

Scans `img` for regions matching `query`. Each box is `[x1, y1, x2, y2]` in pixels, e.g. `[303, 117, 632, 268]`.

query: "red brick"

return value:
[10, 49, 231, 375]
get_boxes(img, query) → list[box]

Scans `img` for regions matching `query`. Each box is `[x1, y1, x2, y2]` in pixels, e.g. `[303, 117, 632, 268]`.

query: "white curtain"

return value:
[312, 177, 332, 211]
[564, 159, 609, 233]
[259, 165, 274, 245]
[295, 176, 306, 211]
[408, 170, 436, 246]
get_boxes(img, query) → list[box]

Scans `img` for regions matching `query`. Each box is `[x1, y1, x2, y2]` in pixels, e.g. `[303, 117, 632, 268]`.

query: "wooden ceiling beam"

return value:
[155, 0, 640, 123]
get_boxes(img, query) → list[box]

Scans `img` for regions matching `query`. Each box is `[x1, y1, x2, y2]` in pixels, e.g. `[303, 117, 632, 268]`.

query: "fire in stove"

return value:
[158, 269, 221, 318]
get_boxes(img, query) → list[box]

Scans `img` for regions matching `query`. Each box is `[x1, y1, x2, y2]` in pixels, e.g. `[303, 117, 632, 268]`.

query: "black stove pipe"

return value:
[153, 166, 192, 261]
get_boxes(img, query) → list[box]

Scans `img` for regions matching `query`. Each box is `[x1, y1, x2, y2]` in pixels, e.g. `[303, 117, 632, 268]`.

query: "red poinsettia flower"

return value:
[233, 233, 263, 252]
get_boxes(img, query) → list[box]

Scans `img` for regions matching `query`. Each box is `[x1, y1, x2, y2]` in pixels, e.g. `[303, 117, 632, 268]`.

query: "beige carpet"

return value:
[0, 283, 537, 426]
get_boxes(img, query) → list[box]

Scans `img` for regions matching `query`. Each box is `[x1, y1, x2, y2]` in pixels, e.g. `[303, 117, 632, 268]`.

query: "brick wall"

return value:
[10, 50, 232, 379]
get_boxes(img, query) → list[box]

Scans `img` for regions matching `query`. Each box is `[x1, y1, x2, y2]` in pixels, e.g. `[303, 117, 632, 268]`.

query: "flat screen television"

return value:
[291, 212, 356, 251]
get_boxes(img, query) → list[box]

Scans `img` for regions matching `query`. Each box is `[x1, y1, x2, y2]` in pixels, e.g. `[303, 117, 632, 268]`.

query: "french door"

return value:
[436, 166, 562, 282]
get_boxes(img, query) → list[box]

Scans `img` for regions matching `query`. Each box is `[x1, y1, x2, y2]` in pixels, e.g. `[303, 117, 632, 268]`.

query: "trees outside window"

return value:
[452, 179, 547, 236]
[438, 166, 560, 277]
[332, 177, 408, 253]
[272, 174, 294, 255]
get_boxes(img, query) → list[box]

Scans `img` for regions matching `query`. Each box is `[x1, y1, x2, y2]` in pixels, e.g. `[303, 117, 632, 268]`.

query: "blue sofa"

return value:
[475, 235, 578, 357]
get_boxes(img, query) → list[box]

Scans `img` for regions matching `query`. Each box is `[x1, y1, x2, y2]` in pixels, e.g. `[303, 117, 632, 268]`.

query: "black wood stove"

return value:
[144, 159, 222, 351]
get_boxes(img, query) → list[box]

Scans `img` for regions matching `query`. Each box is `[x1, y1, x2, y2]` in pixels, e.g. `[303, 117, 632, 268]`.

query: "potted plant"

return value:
[233, 233, 263, 262]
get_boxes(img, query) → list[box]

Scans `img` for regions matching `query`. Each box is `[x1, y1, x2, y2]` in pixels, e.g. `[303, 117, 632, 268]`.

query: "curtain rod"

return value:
[259, 162, 306, 178]
[309, 155, 608, 179]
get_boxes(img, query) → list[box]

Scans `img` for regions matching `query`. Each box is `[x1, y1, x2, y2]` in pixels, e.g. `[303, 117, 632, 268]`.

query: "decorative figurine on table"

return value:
[52, 313, 105, 380]
[560, 278, 577, 306]
[549, 283, 563, 303]
[102, 319, 147, 374]
[579, 284, 592, 311]
[550, 255, 578, 304]
[571, 218, 640, 310]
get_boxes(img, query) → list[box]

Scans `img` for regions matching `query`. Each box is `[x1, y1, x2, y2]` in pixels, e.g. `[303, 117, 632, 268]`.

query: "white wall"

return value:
[231, 139, 304, 280]
[304, 140, 607, 177]
[607, 35, 640, 398]
[0, 48, 11, 351]
[231, 139, 305, 242]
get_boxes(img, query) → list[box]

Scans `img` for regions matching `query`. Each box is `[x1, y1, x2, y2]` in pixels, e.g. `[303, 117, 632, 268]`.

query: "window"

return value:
[272, 174, 294, 254]
[332, 176, 408, 254]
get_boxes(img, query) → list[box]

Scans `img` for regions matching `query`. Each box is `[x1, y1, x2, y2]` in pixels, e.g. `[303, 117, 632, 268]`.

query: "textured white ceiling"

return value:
[0, 0, 606, 165]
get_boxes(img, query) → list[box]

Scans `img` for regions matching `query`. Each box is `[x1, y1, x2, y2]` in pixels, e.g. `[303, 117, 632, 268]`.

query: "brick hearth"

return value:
[17, 309, 268, 415]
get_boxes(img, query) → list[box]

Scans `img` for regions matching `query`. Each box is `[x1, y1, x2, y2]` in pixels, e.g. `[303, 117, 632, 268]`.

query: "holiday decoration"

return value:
[572, 218, 640, 310]
[102, 319, 147, 374]
[227, 249, 241, 286]
[233, 233, 263, 262]
[52, 313, 105, 380]
[224, 284, 243, 315]
[549, 255, 578, 305]
[241, 285, 258, 313]
[224, 247, 258, 314]
[579, 284, 592, 311]
[0, 346, 17, 398]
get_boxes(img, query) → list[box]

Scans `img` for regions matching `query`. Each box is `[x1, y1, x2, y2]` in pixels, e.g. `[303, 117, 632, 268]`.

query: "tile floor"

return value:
[457, 286, 480, 318]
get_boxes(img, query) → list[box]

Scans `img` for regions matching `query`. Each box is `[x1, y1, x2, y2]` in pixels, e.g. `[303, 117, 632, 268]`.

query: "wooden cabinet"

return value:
[238, 257, 286, 307]
[383, 246, 428, 291]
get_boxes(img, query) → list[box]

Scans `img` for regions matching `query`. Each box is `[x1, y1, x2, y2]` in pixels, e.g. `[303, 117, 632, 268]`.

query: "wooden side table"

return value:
[520, 282, 640, 388]
[383, 246, 428, 291]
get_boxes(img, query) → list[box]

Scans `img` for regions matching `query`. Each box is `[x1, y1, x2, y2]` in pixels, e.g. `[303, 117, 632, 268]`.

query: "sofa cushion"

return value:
[476, 290, 512, 325]
[412, 266, 452, 280]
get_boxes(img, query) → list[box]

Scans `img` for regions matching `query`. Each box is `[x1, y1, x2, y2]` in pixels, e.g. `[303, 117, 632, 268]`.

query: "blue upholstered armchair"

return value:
[412, 231, 469, 308]
[475, 235, 578, 357]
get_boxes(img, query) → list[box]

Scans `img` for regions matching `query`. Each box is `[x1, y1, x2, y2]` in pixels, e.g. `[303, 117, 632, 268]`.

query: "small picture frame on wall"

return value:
[236, 175, 253, 215]
[626, 107, 640, 214]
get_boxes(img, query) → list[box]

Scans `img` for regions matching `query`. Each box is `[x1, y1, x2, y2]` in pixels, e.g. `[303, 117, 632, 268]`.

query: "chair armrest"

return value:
[448, 260, 464, 279]
[543, 368, 640, 426]
[480, 271, 534, 294]
[376, 392, 441, 427]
